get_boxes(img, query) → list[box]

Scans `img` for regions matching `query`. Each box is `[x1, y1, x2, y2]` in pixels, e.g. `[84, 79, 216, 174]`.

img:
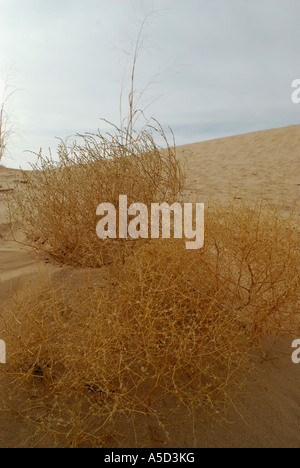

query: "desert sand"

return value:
[0, 124, 299, 448]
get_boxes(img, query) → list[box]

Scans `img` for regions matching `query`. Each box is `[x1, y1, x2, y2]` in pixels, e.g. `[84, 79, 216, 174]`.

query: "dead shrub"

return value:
[1, 194, 298, 447]
[202, 197, 300, 337]
[9, 120, 186, 267]
[0, 239, 252, 447]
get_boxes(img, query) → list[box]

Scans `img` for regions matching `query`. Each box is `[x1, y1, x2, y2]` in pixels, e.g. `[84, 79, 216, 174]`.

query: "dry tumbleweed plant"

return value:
[0, 197, 299, 447]
[0, 242, 251, 448]
[9, 120, 186, 267]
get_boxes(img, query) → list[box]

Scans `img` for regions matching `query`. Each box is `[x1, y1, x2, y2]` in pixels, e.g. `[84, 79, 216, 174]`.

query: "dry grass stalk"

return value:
[0, 71, 18, 162]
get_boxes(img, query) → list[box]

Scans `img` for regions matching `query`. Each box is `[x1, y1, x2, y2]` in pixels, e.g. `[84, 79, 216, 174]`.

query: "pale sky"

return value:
[1, 0, 300, 168]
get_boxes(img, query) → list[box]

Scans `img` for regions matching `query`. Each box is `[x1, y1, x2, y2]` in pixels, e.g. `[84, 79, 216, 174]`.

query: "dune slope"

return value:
[0, 124, 299, 448]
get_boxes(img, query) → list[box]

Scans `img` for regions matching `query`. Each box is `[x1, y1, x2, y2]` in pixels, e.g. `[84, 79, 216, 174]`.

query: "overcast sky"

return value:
[1, 0, 300, 168]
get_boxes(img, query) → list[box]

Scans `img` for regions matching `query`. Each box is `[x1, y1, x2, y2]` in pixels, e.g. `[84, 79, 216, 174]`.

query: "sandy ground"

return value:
[0, 124, 299, 448]
[178, 124, 300, 211]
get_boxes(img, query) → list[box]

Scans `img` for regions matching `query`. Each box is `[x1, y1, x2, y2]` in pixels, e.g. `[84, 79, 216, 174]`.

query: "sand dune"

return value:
[0, 125, 299, 448]
[179, 125, 300, 213]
